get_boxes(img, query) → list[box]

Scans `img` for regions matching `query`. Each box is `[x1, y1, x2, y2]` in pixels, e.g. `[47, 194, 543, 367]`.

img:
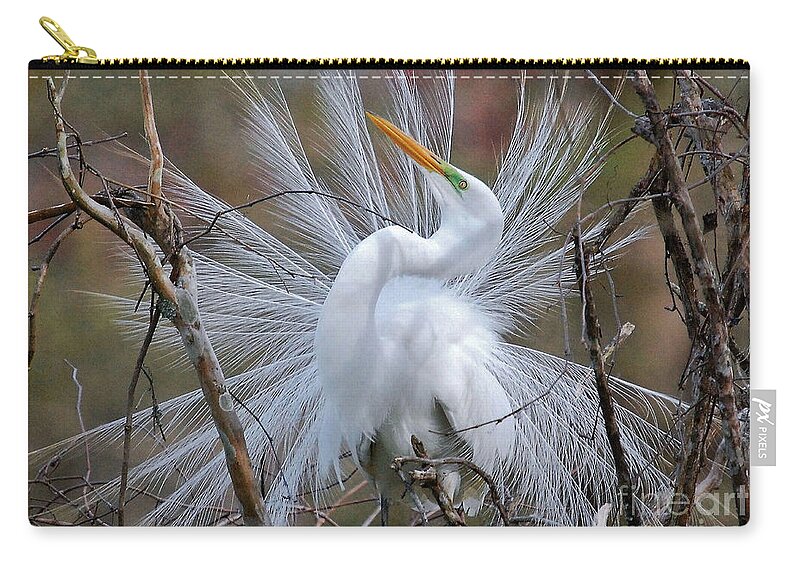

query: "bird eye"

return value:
[458, 179, 468, 190]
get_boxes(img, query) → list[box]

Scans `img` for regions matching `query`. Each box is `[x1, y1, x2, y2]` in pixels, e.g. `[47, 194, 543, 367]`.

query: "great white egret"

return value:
[315, 112, 512, 519]
[31, 71, 677, 526]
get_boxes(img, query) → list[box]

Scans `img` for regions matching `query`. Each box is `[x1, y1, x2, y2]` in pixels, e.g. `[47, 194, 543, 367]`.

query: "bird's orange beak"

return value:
[366, 112, 446, 176]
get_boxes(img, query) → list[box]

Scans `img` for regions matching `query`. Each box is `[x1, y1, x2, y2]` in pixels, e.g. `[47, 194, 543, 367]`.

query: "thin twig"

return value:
[573, 234, 641, 526]
[430, 365, 569, 437]
[29, 219, 82, 367]
[590, 155, 661, 251]
[28, 212, 71, 243]
[118, 298, 161, 526]
[393, 441, 510, 526]
[181, 188, 412, 250]
[63, 360, 93, 518]
[228, 390, 292, 501]
[315, 480, 369, 527]
[586, 70, 638, 118]
[28, 132, 129, 159]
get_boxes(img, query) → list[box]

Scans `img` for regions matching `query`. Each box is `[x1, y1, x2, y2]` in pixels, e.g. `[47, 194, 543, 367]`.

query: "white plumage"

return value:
[31, 70, 678, 526]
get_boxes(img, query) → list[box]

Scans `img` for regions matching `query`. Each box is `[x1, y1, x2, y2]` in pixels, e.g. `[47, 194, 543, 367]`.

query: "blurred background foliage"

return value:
[28, 69, 749, 496]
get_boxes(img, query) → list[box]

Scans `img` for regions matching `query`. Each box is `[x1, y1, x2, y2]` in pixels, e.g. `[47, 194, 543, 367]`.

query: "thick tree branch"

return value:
[675, 70, 747, 272]
[649, 167, 702, 337]
[648, 167, 715, 523]
[630, 70, 748, 525]
[29, 194, 149, 225]
[46, 75, 267, 526]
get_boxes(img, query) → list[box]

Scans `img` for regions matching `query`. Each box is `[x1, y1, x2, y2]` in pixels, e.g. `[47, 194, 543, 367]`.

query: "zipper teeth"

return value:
[31, 57, 750, 68]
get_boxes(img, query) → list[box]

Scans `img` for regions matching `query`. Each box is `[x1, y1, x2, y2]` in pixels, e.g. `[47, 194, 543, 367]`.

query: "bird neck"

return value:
[315, 224, 486, 376]
[327, 220, 491, 309]
[318, 226, 443, 334]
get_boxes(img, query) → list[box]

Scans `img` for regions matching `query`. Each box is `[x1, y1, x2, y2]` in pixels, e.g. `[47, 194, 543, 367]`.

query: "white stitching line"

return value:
[28, 74, 750, 81]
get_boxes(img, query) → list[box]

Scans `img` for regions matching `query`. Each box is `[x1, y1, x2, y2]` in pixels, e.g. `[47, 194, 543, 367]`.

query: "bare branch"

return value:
[29, 219, 82, 367]
[601, 321, 635, 364]
[117, 299, 161, 526]
[45, 75, 267, 526]
[140, 71, 164, 203]
[406, 436, 465, 526]
[28, 132, 129, 159]
[573, 232, 641, 526]
[394, 436, 511, 526]
[586, 70, 638, 118]
[630, 70, 748, 525]
[47, 77, 177, 304]
[63, 361, 93, 518]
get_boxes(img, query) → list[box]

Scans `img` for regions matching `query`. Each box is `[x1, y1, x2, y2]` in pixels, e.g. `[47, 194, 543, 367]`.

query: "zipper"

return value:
[32, 16, 748, 70]
[38, 17, 99, 65]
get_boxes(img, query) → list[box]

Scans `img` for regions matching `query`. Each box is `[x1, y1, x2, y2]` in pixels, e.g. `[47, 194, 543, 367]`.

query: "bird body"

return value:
[313, 127, 517, 512]
[316, 237, 515, 508]
[31, 72, 678, 526]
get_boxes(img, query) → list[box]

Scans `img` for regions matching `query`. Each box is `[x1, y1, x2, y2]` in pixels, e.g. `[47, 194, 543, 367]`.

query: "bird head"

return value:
[367, 112, 503, 266]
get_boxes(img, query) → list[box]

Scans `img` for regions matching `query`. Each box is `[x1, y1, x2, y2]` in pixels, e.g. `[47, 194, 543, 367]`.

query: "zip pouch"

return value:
[28, 17, 751, 527]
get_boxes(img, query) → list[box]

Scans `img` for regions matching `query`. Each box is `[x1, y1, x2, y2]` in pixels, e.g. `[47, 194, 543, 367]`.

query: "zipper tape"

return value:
[29, 57, 750, 70]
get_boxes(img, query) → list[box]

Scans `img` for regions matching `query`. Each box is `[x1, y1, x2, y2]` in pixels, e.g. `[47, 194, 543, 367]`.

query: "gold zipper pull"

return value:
[39, 16, 98, 64]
